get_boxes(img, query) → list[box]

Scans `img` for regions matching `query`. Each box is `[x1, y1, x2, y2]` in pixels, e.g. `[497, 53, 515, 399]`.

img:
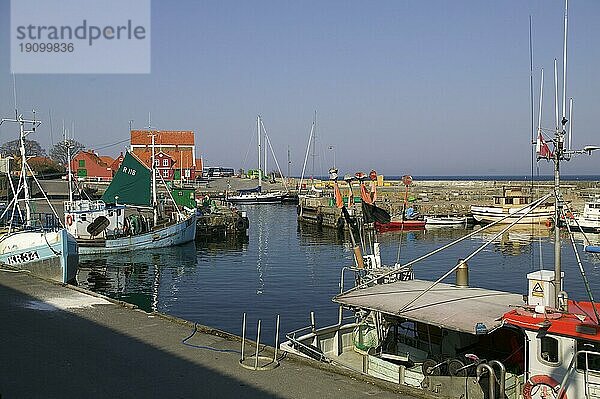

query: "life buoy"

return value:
[66, 214, 73, 226]
[235, 218, 245, 231]
[523, 375, 567, 399]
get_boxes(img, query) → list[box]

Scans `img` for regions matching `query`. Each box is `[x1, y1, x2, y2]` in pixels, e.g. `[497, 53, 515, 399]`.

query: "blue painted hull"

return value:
[0, 229, 79, 284]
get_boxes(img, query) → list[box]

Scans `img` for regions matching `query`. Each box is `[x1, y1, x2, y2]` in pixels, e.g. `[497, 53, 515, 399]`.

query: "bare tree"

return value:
[49, 139, 85, 166]
[0, 138, 46, 158]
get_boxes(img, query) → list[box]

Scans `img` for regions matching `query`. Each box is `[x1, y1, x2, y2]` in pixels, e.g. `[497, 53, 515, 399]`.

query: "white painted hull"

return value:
[470, 205, 554, 224]
[0, 229, 78, 284]
[424, 216, 467, 225]
[78, 213, 197, 255]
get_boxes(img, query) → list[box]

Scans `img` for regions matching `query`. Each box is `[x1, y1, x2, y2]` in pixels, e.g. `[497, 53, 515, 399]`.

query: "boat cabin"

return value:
[494, 187, 532, 207]
[64, 200, 129, 240]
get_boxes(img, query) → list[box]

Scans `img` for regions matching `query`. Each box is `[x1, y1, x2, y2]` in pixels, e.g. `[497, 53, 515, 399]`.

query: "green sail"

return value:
[101, 152, 152, 206]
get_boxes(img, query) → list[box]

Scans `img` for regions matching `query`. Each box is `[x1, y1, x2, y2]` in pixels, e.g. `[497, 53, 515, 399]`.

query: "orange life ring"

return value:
[523, 374, 567, 399]
[66, 214, 73, 226]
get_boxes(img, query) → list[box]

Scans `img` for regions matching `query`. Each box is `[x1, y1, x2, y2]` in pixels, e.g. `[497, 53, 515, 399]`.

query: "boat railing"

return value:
[64, 200, 106, 213]
[557, 349, 600, 398]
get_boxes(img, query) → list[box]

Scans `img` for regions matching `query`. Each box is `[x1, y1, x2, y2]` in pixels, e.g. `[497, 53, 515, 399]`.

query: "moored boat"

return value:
[470, 187, 554, 224]
[0, 112, 78, 283]
[566, 197, 600, 233]
[64, 142, 196, 255]
[424, 216, 468, 226]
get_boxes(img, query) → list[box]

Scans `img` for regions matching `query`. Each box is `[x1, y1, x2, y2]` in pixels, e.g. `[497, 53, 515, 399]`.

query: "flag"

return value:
[536, 131, 553, 160]
[333, 181, 344, 209]
[360, 183, 373, 205]
[362, 202, 391, 224]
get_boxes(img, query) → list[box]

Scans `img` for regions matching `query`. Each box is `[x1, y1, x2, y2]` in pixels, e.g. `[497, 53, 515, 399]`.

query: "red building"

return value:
[109, 152, 125, 176]
[130, 130, 200, 181]
[154, 151, 175, 180]
[70, 150, 113, 181]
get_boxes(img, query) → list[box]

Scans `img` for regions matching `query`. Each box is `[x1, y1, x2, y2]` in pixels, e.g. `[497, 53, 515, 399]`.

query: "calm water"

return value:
[77, 205, 600, 343]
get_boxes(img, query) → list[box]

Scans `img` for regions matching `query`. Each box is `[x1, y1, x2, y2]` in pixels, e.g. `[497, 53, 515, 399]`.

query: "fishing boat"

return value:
[282, 3, 600, 397]
[227, 116, 287, 204]
[64, 134, 196, 255]
[470, 187, 555, 225]
[0, 112, 78, 283]
[566, 197, 600, 233]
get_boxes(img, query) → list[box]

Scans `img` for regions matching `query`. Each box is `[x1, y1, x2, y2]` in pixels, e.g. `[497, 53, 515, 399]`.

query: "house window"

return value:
[539, 336, 560, 365]
[184, 169, 190, 177]
[163, 170, 169, 177]
[163, 159, 169, 166]
[154, 159, 159, 166]
[577, 340, 600, 372]
[79, 159, 85, 167]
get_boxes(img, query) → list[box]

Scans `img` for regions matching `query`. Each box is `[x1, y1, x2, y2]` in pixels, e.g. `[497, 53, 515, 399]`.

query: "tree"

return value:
[49, 139, 85, 166]
[0, 138, 46, 158]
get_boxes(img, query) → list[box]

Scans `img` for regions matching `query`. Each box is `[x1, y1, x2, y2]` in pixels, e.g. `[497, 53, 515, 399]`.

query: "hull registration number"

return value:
[6, 250, 40, 265]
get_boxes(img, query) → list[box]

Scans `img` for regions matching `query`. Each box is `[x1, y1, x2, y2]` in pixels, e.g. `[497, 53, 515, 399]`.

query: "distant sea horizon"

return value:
[298, 175, 600, 182]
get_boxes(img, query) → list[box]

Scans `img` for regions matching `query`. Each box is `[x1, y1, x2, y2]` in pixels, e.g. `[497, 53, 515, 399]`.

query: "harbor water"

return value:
[77, 204, 600, 343]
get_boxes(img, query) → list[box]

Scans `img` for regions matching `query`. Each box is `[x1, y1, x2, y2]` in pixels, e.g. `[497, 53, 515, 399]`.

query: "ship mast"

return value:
[257, 115, 262, 190]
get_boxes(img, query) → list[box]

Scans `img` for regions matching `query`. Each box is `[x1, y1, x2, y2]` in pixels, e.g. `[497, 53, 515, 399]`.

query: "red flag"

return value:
[536, 131, 553, 160]
[334, 182, 343, 209]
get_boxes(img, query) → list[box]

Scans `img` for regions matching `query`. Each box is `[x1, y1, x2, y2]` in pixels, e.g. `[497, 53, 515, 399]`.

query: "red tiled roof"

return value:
[99, 155, 114, 165]
[130, 130, 195, 146]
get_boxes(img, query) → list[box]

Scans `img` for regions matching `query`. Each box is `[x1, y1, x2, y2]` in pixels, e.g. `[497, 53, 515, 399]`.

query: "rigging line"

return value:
[337, 192, 554, 299]
[299, 121, 314, 195]
[562, 207, 600, 324]
[397, 192, 554, 314]
[157, 169, 184, 218]
[241, 126, 254, 172]
[259, 119, 289, 192]
[25, 162, 64, 227]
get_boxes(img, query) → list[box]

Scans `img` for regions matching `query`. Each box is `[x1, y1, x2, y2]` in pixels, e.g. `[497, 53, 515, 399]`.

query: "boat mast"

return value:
[257, 115, 262, 190]
[18, 115, 32, 225]
[150, 132, 158, 226]
[65, 129, 73, 204]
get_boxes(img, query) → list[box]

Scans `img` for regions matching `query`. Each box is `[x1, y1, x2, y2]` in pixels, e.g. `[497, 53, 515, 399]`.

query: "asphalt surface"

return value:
[0, 270, 425, 399]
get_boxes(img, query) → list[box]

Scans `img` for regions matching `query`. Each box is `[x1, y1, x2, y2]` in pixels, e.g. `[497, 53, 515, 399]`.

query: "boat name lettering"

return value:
[122, 166, 136, 176]
[6, 250, 40, 265]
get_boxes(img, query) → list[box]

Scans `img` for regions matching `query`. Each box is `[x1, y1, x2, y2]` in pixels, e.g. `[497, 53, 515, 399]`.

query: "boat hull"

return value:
[78, 213, 197, 255]
[424, 216, 468, 226]
[227, 192, 286, 205]
[375, 220, 425, 232]
[470, 205, 554, 224]
[0, 229, 78, 284]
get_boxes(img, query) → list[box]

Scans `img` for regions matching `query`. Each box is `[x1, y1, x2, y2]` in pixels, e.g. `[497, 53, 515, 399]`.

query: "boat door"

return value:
[525, 331, 600, 398]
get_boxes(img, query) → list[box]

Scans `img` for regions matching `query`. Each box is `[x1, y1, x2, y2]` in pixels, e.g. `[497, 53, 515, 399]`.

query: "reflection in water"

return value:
[77, 206, 600, 343]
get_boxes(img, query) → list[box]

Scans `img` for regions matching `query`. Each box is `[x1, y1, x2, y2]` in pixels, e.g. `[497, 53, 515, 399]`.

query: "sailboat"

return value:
[64, 134, 196, 255]
[0, 112, 78, 284]
[227, 116, 287, 205]
[281, 2, 600, 398]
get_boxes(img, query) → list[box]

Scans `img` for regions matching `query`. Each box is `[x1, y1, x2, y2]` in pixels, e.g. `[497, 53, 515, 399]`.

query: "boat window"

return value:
[117, 209, 122, 216]
[577, 340, 600, 372]
[506, 198, 514, 205]
[81, 214, 87, 222]
[539, 336, 560, 365]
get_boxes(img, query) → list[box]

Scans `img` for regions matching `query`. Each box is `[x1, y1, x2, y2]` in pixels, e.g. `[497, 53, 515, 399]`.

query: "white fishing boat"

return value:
[470, 187, 555, 224]
[0, 112, 78, 283]
[64, 134, 196, 255]
[227, 116, 287, 205]
[282, 3, 600, 397]
[566, 197, 600, 234]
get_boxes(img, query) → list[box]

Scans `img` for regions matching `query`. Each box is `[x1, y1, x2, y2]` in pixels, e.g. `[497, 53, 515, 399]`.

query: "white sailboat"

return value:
[227, 116, 287, 205]
[0, 112, 78, 284]
[64, 133, 196, 255]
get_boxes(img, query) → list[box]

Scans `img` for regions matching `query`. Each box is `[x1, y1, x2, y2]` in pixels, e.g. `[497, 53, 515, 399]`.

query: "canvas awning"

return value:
[334, 279, 524, 335]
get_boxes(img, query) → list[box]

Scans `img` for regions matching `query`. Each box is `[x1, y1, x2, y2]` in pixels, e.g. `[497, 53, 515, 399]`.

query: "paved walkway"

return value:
[0, 271, 426, 399]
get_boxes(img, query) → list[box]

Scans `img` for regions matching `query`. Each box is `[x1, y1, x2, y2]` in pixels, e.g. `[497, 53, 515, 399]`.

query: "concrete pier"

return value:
[0, 271, 428, 399]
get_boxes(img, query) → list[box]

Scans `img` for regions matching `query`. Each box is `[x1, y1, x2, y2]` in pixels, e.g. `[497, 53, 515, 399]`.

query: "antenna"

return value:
[554, 59, 559, 131]
[562, 0, 569, 124]
[537, 68, 544, 141]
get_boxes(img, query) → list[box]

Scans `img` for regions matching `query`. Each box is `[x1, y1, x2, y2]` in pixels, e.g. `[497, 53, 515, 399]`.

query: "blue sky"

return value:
[1, 0, 600, 176]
